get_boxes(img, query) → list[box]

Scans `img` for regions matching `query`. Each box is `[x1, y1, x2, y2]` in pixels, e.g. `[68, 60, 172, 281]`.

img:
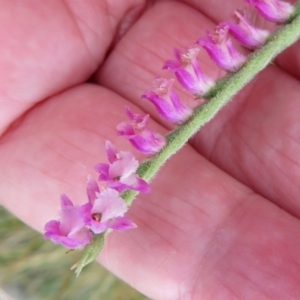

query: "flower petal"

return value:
[94, 163, 110, 181]
[109, 151, 139, 179]
[231, 10, 269, 48]
[105, 140, 118, 164]
[92, 188, 127, 222]
[109, 216, 137, 230]
[142, 89, 192, 124]
[44, 199, 91, 250]
[59, 195, 84, 235]
[118, 107, 166, 155]
[86, 176, 100, 204]
[117, 121, 135, 136]
[196, 26, 246, 72]
[127, 132, 166, 155]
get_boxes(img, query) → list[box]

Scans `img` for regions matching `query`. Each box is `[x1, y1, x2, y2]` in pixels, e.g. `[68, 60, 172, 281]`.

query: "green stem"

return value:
[74, 7, 300, 275]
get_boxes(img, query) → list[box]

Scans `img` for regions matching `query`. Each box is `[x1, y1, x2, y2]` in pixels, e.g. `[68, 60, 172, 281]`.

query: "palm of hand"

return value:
[1, 1, 300, 299]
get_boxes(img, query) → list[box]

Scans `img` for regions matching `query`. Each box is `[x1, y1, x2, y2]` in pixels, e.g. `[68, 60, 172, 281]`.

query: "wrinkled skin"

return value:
[1, 1, 300, 299]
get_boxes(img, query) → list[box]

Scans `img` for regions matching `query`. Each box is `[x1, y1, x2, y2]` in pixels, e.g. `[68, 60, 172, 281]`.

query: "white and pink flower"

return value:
[44, 177, 136, 248]
[163, 47, 215, 96]
[44, 195, 91, 249]
[221, 10, 270, 49]
[95, 141, 150, 193]
[142, 78, 193, 124]
[80, 177, 136, 234]
[196, 25, 247, 72]
[117, 106, 166, 155]
[245, 0, 294, 23]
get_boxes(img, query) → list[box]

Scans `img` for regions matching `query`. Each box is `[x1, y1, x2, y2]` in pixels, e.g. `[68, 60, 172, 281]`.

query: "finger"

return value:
[0, 0, 145, 135]
[275, 39, 300, 79]
[1, 84, 300, 299]
[95, 1, 300, 217]
[181, 0, 242, 22]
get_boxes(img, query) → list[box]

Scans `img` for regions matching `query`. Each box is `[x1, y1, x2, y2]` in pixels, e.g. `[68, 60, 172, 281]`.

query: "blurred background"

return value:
[0, 206, 149, 300]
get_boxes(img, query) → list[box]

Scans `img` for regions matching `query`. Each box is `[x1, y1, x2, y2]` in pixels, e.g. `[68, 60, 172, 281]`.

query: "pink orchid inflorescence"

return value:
[44, 0, 295, 250]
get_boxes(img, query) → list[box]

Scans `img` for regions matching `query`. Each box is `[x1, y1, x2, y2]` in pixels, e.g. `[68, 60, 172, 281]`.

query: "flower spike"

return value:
[163, 47, 215, 96]
[44, 195, 92, 249]
[117, 106, 166, 155]
[196, 25, 247, 72]
[43, 0, 300, 274]
[221, 10, 270, 49]
[95, 141, 150, 193]
[142, 78, 193, 124]
[245, 0, 294, 23]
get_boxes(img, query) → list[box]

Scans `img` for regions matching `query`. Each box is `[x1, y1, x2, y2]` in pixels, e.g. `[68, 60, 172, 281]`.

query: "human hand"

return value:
[1, 1, 300, 299]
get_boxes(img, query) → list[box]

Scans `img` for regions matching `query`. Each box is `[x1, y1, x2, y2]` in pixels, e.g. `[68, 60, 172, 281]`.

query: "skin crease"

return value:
[1, 0, 300, 299]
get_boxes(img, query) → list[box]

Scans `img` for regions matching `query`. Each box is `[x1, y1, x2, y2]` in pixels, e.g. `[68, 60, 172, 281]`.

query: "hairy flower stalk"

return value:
[43, 0, 300, 276]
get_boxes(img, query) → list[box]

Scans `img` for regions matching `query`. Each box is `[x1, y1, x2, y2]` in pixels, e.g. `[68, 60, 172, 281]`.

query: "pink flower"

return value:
[163, 47, 215, 95]
[221, 10, 270, 49]
[196, 25, 247, 72]
[80, 177, 136, 234]
[142, 78, 193, 124]
[117, 106, 166, 155]
[245, 0, 294, 23]
[95, 141, 150, 193]
[44, 195, 91, 249]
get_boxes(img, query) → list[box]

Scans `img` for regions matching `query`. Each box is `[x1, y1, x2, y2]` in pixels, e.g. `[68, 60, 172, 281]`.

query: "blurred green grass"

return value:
[0, 206, 149, 300]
